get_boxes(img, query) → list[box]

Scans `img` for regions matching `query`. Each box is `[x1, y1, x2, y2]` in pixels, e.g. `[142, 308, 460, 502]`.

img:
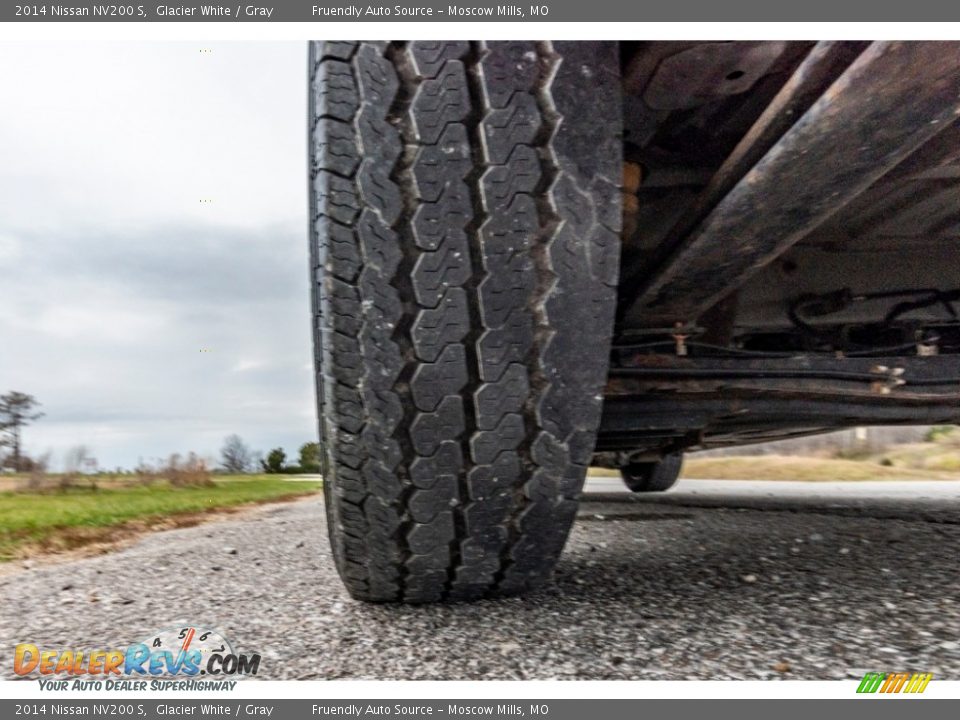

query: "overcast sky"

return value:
[0, 42, 312, 470]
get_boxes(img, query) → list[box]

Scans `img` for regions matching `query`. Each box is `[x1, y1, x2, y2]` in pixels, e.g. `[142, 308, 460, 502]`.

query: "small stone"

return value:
[498, 642, 520, 654]
[211, 565, 223, 572]
[839, 547, 850, 555]
[61, 584, 74, 591]
[741, 574, 758, 584]
[225, 547, 238, 555]
[773, 661, 791, 673]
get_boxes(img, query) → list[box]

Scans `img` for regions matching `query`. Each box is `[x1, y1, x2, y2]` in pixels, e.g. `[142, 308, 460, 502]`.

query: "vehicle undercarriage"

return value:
[598, 40, 960, 466]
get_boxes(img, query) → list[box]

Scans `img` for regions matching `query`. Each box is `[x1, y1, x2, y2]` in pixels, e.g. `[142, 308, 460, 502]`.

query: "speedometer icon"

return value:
[140, 625, 234, 677]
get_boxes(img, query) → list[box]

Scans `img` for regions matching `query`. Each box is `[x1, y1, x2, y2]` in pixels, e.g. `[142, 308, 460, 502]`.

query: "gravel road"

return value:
[3, 479, 959, 680]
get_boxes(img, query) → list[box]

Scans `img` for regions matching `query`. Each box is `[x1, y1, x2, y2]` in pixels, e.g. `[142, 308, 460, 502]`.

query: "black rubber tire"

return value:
[308, 41, 622, 603]
[621, 454, 683, 493]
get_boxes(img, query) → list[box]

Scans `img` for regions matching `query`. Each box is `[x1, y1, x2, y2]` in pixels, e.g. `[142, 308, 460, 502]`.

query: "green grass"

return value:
[0, 475, 321, 562]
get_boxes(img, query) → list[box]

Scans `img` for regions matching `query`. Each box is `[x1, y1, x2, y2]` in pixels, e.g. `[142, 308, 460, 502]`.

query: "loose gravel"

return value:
[2, 487, 958, 680]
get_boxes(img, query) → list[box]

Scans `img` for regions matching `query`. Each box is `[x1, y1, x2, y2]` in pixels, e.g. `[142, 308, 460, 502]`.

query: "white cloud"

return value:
[0, 42, 306, 234]
[34, 302, 169, 344]
[0, 42, 317, 468]
[0, 234, 21, 264]
[232, 358, 265, 373]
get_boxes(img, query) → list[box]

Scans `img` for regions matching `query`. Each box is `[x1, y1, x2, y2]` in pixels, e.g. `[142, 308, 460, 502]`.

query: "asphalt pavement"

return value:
[2, 478, 959, 680]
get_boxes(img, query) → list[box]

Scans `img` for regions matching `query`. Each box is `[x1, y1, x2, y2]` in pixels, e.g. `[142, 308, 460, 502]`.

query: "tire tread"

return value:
[310, 41, 621, 602]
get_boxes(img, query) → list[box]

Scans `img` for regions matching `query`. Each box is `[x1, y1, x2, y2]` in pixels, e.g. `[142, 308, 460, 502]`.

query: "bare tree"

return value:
[220, 434, 253, 474]
[64, 445, 93, 474]
[32, 451, 52, 473]
[0, 391, 44, 472]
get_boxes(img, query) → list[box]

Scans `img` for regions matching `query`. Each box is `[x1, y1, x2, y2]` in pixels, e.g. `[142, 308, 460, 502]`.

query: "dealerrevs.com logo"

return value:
[14, 626, 260, 691]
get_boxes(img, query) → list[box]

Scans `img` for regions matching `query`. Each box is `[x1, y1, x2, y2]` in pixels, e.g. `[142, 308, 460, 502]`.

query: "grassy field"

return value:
[586, 450, 960, 482]
[588, 429, 960, 482]
[0, 475, 321, 562]
[4, 430, 958, 562]
[678, 455, 959, 481]
[876, 442, 960, 473]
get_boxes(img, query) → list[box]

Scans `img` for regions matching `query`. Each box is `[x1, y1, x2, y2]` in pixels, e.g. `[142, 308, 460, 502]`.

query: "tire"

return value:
[308, 41, 622, 602]
[621, 454, 683, 493]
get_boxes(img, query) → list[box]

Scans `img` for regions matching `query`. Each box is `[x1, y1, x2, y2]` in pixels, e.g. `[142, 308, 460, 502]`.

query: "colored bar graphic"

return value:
[857, 672, 885, 693]
[857, 672, 932, 694]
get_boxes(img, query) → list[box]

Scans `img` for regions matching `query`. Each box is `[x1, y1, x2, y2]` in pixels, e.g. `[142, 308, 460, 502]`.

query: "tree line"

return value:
[219, 434, 322, 475]
[1, 389, 322, 476]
